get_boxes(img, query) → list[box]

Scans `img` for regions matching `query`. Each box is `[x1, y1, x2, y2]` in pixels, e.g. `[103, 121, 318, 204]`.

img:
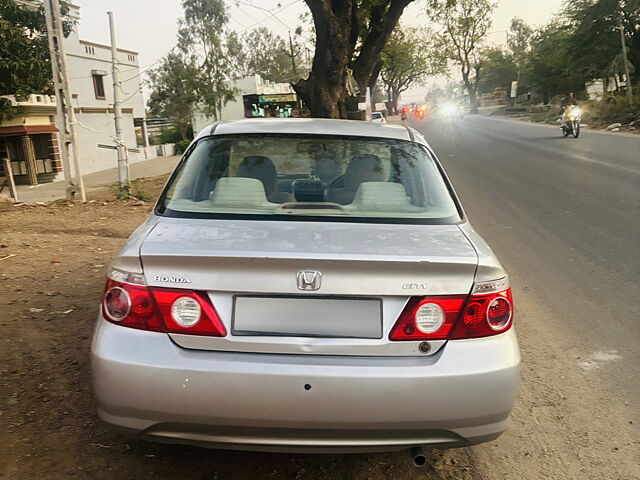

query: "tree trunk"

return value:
[391, 89, 400, 115]
[293, 2, 353, 118]
[462, 73, 478, 114]
[295, 0, 413, 118]
[351, 0, 413, 93]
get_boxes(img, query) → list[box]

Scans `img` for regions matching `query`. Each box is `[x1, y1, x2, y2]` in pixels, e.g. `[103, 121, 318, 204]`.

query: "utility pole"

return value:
[108, 11, 129, 195]
[618, 16, 634, 102]
[43, 0, 86, 202]
[286, 31, 298, 76]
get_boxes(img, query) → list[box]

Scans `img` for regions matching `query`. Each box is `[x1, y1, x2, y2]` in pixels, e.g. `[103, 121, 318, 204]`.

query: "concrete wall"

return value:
[73, 110, 138, 174]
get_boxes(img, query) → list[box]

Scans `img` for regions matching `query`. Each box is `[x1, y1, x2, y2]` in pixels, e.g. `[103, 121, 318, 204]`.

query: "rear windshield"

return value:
[158, 134, 461, 224]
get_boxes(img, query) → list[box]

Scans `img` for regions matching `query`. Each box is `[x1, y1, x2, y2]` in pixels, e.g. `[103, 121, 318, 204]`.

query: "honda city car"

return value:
[91, 118, 520, 454]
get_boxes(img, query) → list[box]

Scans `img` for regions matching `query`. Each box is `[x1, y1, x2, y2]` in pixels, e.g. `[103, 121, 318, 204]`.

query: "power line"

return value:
[236, 0, 301, 34]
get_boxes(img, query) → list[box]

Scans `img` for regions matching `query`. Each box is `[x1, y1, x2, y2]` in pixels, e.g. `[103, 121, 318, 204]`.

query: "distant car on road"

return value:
[92, 118, 520, 457]
[371, 111, 386, 123]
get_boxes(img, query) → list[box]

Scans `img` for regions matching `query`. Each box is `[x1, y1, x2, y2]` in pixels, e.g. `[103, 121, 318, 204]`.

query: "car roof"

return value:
[195, 118, 426, 146]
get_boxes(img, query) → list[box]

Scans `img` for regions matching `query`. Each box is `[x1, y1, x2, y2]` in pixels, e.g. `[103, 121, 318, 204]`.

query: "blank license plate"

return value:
[233, 296, 382, 339]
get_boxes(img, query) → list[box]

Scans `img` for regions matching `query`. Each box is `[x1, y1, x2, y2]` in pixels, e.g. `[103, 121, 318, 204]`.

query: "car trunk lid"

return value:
[139, 218, 477, 355]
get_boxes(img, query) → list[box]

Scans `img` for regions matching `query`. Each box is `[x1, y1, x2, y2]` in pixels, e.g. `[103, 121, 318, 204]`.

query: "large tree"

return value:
[507, 17, 533, 87]
[562, 0, 640, 94]
[427, 0, 496, 113]
[293, 0, 414, 119]
[228, 27, 302, 83]
[528, 21, 586, 100]
[476, 46, 518, 95]
[177, 0, 236, 120]
[380, 25, 447, 113]
[0, 0, 72, 120]
[147, 52, 200, 140]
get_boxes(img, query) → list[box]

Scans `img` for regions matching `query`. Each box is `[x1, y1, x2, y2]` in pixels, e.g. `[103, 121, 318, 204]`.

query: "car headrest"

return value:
[350, 182, 417, 212]
[344, 154, 385, 191]
[209, 177, 269, 207]
[236, 155, 277, 193]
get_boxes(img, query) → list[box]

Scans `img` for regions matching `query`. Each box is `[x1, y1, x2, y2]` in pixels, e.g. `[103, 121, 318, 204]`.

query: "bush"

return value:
[583, 98, 640, 127]
[174, 139, 191, 154]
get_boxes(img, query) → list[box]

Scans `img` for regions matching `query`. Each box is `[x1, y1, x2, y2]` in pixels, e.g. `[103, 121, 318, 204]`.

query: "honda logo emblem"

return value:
[297, 270, 322, 291]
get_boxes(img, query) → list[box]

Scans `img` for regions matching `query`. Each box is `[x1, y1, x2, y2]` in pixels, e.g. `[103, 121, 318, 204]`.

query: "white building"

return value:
[192, 76, 298, 135]
[62, 2, 148, 174]
[0, 1, 148, 186]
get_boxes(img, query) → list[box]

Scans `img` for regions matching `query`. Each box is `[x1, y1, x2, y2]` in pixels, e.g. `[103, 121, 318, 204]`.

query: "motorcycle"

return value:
[562, 107, 581, 138]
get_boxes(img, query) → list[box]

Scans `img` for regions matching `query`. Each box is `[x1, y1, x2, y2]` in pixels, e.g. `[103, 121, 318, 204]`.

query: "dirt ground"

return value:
[1, 176, 638, 480]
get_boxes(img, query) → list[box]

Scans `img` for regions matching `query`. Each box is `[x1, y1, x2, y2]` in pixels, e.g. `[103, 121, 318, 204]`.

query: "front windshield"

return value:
[159, 134, 460, 223]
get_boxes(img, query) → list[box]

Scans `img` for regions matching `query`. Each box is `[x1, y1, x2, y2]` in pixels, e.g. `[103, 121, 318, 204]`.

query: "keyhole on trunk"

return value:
[304, 384, 312, 391]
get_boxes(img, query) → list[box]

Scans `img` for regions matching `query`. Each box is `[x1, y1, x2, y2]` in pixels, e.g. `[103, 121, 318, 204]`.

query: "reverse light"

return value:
[170, 296, 201, 328]
[415, 303, 445, 334]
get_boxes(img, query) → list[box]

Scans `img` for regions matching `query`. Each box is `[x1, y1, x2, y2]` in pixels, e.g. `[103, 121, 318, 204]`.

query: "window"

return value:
[159, 134, 460, 224]
[84, 45, 95, 55]
[92, 74, 105, 99]
[127, 54, 136, 62]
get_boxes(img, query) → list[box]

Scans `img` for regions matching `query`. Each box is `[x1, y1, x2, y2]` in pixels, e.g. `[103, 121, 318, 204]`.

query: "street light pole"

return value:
[108, 11, 129, 195]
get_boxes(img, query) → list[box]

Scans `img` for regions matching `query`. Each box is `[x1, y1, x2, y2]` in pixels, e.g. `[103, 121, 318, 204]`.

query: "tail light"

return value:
[389, 296, 467, 341]
[101, 269, 226, 336]
[389, 277, 513, 341]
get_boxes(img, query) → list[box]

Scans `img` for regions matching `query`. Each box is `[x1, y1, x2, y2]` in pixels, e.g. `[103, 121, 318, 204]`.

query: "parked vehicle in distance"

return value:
[92, 118, 520, 455]
[371, 111, 386, 123]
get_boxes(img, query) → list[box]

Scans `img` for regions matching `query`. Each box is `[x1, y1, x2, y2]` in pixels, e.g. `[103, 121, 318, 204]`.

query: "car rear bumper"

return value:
[91, 318, 520, 453]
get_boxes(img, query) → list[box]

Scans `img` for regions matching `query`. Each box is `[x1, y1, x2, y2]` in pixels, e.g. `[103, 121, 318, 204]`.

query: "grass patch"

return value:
[109, 178, 157, 202]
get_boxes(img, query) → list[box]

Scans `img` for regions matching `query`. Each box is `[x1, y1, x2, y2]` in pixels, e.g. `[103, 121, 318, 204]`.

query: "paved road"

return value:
[411, 115, 640, 478]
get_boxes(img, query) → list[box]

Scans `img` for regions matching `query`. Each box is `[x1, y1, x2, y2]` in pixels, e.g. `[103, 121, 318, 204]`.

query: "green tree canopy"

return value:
[0, 0, 72, 118]
[177, 0, 236, 119]
[426, 0, 496, 112]
[147, 52, 200, 140]
[477, 47, 517, 95]
[228, 27, 303, 83]
[380, 25, 447, 112]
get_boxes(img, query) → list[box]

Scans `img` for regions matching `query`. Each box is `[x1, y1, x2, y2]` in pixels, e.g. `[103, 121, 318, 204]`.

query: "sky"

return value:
[73, 0, 565, 104]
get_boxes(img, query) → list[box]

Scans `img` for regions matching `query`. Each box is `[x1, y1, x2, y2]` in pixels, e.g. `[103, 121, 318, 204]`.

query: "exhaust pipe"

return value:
[409, 446, 427, 467]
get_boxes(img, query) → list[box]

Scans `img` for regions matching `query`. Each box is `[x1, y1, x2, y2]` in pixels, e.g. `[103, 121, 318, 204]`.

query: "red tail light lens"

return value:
[389, 279, 514, 341]
[389, 296, 467, 341]
[101, 278, 226, 336]
[103, 279, 162, 331]
[450, 288, 513, 339]
[150, 288, 226, 336]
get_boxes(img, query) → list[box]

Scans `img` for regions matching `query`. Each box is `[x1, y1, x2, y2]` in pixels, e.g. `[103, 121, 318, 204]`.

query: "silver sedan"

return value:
[91, 118, 520, 456]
